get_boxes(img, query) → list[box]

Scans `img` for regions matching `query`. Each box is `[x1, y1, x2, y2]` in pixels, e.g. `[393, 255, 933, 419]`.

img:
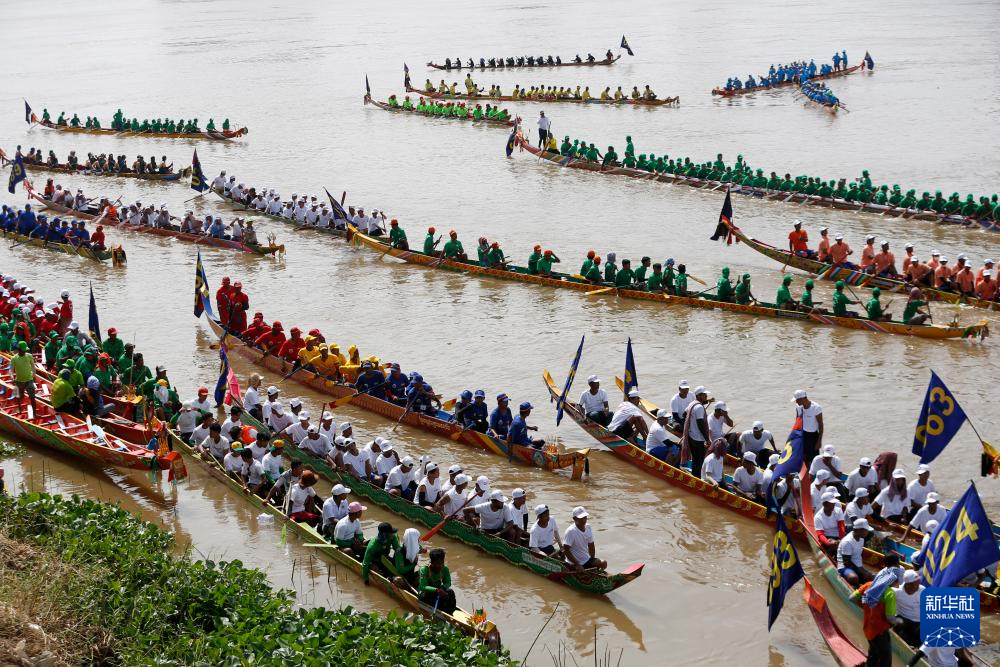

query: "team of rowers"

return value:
[422, 77, 661, 102]
[787, 221, 999, 302]
[721, 51, 851, 91]
[40, 108, 231, 134]
[19, 147, 179, 175]
[434, 51, 614, 69]
[381, 95, 512, 122]
[1, 203, 106, 251]
[800, 81, 840, 108]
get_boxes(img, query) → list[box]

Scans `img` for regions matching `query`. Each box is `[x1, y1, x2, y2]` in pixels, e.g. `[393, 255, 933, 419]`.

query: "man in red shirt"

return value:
[58, 289, 72, 333]
[254, 321, 286, 354]
[277, 327, 305, 363]
[91, 224, 106, 251]
[216, 276, 233, 328]
[243, 312, 268, 339]
[37, 309, 60, 337]
[787, 221, 813, 258]
[228, 281, 249, 332]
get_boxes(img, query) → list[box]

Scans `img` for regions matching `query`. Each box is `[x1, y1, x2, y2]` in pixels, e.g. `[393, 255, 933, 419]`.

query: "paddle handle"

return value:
[421, 494, 475, 541]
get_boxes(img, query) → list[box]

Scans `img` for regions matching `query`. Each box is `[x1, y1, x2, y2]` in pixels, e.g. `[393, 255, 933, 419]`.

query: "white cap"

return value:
[892, 468, 906, 479]
[511, 488, 525, 499]
[266, 385, 279, 395]
[400, 456, 415, 466]
[425, 462, 439, 473]
[859, 457, 873, 466]
[655, 409, 670, 419]
[903, 570, 920, 583]
[957, 252, 968, 260]
[340, 421, 352, 431]
[905, 243, 914, 249]
[916, 464, 930, 474]
[931, 250, 940, 256]
[331, 484, 348, 495]
[627, 388, 640, 398]
[489, 490, 506, 502]
[333, 436, 346, 447]
[306, 425, 318, 433]
[815, 469, 831, 480]
[534, 504, 549, 516]
[380, 441, 393, 452]
[297, 414, 309, 422]
[572, 506, 589, 519]
[448, 464, 463, 474]
[822, 445, 835, 456]
[768, 453, 780, 466]
[819, 226, 828, 232]
[290, 398, 302, 408]
[752, 420, 764, 430]
[271, 402, 284, 414]
[454, 474, 470, 485]
[986, 271, 994, 277]
[854, 488, 869, 499]
[678, 380, 690, 389]
[476, 475, 490, 489]
[853, 519, 871, 531]
[940, 256, 949, 262]
[926, 492, 940, 504]
[693, 385, 707, 395]
[866, 234, 875, 241]
[821, 491, 837, 503]
[834, 233, 844, 240]
[715, 401, 727, 411]
[792, 389, 807, 401]
[587, 375, 599, 383]
[743, 451, 757, 462]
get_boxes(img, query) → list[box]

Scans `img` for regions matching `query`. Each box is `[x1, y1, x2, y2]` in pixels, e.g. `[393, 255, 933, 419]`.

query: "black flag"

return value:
[710, 189, 734, 242]
[365, 74, 371, 97]
[621, 35, 634, 57]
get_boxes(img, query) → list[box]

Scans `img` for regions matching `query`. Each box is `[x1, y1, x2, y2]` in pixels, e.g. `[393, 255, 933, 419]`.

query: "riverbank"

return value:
[0, 492, 514, 666]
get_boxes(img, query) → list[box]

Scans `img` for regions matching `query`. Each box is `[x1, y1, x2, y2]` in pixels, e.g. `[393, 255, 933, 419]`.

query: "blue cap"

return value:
[409, 372, 423, 382]
[497, 393, 509, 401]
[519, 401, 533, 411]
[460, 390, 473, 400]
[665, 258, 675, 266]
[474, 389, 485, 398]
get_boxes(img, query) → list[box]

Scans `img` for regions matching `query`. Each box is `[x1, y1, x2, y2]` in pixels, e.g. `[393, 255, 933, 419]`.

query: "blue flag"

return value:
[620, 35, 634, 57]
[88, 283, 102, 346]
[622, 338, 638, 397]
[190, 150, 208, 192]
[194, 250, 214, 318]
[770, 418, 805, 490]
[864, 51, 875, 70]
[24, 100, 36, 124]
[767, 508, 805, 630]
[555, 335, 584, 425]
[324, 187, 351, 227]
[215, 343, 231, 407]
[505, 126, 517, 157]
[912, 371, 967, 464]
[915, 482, 1000, 587]
[7, 154, 25, 194]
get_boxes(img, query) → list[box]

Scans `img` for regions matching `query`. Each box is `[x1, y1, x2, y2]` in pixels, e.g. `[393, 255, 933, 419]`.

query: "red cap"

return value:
[233, 281, 242, 288]
[198, 386, 208, 394]
[272, 321, 283, 329]
[428, 226, 435, 233]
[107, 327, 117, 335]
[253, 311, 263, 319]
[587, 250, 595, 258]
[534, 244, 541, 251]
[290, 327, 301, 334]
[491, 242, 499, 248]
[544, 249, 553, 257]
[96, 225, 103, 230]
[449, 230, 457, 237]
[308, 328, 322, 336]
[221, 276, 231, 284]
[390, 219, 398, 226]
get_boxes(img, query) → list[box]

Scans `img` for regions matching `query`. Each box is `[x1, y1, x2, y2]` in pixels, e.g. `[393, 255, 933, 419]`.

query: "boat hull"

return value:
[428, 56, 620, 70]
[23, 159, 191, 181]
[407, 85, 678, 106]
[365, 97, 513, 127]
[37, 121, 247, 141]
[712, 63, 863, 97]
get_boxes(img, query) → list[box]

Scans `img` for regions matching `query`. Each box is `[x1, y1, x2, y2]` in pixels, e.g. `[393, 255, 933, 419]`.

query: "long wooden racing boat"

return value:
[712, 63, 864, 97]
[35, 120, 247, 141]
[21, 158, 192, 182]
[407, 84, 679, 106]
[167, 428, 500, 647]
[428, 55, 621, 70]
[541, 369, 810, 542]
[724, 222, 1000, 313]
[801, 92, 840, 115]
[34, 195, 283, 256]
[364, 96, 514, 127]
[352, 228, 990, 340]
[2, 229, 114, 263]
[212, 190, 349, 240]
[514, 135, 998, 233]
[206, 317, 589, 479]
[0, 373, 183, 476]
[272, 434, 640, 595]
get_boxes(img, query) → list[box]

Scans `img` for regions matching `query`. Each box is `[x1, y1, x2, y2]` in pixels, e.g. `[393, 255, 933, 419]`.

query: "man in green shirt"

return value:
[442, 231, 467, 260]
[902, 288, 930, 325]
[11, 341, 37, 415]
[614, 259, 636, 287]
[625, 136, 635, 158]
[417, 547, 456, 614]
[866, 287, 890, 321]
[560, 136, 573, 156]
[735, 274, 755, 305]
[423, 226, 439, 255]
[774, 275, 795, 309]
[527, 245, 543, 274]
[43, 331, 61, 370]
[584, 256, 603, 283]
[580, 250, 596, 276]
[0, 324, 11, 354]
[831, 280, 859, 317]
[102, 327, 124, 360]
[584, 143, 600, 162]
[388, 220, 408, 249]
[487, 242, 507, 269]
[601, 146, 618, 167]
[537, 249, 559, 276]
[633, 257, 651, 284]
[675, 264, 689, 295]
[647, 263, 664, 292]
[716, 267, 734, 302]
[800, 279, 818, 311]
[51, 369, 79, 412]
[362, 522, 400, 585]
[603, 252, 617, 283]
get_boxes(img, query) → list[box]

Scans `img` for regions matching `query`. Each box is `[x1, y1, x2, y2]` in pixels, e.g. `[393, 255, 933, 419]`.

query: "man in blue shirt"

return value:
[17, 204, 36, 235]
[507, 401, 544, 450]
[468, 390, 489, 432]
[353, 362, 386, 400]
[405, 373, 439, 415]
[489, 393, 512, 439]
[384, 364, 408, 405]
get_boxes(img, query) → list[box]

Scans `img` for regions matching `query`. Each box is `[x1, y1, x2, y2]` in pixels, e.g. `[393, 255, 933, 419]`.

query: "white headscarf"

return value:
[403, 527, 420, 563]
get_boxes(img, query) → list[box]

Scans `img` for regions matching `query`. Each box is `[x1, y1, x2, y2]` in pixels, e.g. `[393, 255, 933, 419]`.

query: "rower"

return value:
[373, 442, 400, 487]
[788, 220, 812, 257]
[901, 492, 948, 543]
[715, 267, 734, 302]
[386, 456, 418, 499]
[735, 273, 755, 305]
[416, 547, 456, 614]
[529, 505, 563, 558]
[614, 258, 635, 287]
[488, 393, 513, 439]
[415, 462, 443, 508]
[835, 519, 872, 586]
[873, 468, 910, 523]
[829, 234, 853, 267]
[508, 401, 544, 449]
[865, 287, 890, 321]
[738, 421, 775, 465]
[814, 491, 846, 552]
[583, 255, 602, 283]
[442, 230, 467, 260]
[845, 488, 874, 530]
[907, 463, 935, 508]
[647, 409, 679, 463]
[731, 451, 765, 503]
[669, 379, 694, 427]
[845, 456, 878, 499]
[388, 219, 407, 249]
[361, 522, 400, 583]
[872, 241, 898, 277]
[831, 281, 860, 317]
[563, 506, 606, 570]
[579, 375, 610, 426]
[464, 489, 512, 535]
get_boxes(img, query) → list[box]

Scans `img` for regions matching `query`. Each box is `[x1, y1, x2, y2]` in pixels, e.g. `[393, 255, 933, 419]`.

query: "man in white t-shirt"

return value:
[707, 401, 737, 451]
[435, 474, 470, 519]
[646, 409, 678, 463]
[907, 464, 935, 509]
[738, 422, 775, 465]
[505, 488, 530, 542]
[835, 519, 872, 586]
[669, 380, 694, 426]
[386, 456, 418, 500]
[563, 506, 606, 570]
[332, 502, 367, 555]
[873, 469, 910, 522]
[844, 488, 874, 529]
[809, 445, 843, 479]
[222, 443, 243, 476]
[321, 484, 350, 536]
[579, 375, 610, 426]
[528, 504, 562, 558]
[199, 424, 230, 461]
[685, 386, 712, 478]
[731, 452, 765, 503]
[465, 490, 511, 535]
[536, 110, 552, 147]
[607, 389, 648, 443]
[845, 457, 878, 499]
[792, 389, 823, 464]
[299, 427, 331, 460]
[814, 491, 846, 550]
[901, 492, 948, 542]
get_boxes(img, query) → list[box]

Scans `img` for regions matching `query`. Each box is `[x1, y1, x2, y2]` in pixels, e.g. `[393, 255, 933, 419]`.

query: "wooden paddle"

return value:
[390, 392, 419, 432]
[420, 493, 476, 541]
[686, 273, 707, 286]
[585, 286, 616, 296]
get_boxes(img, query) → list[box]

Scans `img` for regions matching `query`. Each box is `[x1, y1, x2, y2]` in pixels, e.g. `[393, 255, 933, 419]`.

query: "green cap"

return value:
[721, 267, 730, 276]
[872, 287, 881, 296]
[17, 341, 28, 351]
[805, 279, 815, 288]
[835, 280, 845, 289]
[782, 275, 793, 284]
[742, 273, 751, 280]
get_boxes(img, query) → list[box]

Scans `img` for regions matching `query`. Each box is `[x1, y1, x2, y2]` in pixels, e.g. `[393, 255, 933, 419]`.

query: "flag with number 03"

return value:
[912, 371, 967, 464]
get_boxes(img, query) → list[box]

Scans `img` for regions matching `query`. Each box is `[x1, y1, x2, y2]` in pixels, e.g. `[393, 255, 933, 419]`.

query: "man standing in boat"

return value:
[537, 111, 551, 148]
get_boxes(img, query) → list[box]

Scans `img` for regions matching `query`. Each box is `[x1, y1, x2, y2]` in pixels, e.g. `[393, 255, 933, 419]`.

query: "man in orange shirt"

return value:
[828, 234, 854, 267]
[976, 258, 995, 283]
[787, 221, 813, 258]
[871, 241, 898, 278]
[906, 258, 934, 287]
[927, 251, 941, 271]
[950, 255, 969, 278]
[976, 271, 997, 301]
[850, 569, 902, 667]
[934, 257, 954, 291]
[859, 236, 877, 273]
[955, 264, 976, 296]
[816, 227, 831, 262]
[901, 243, 915, 273]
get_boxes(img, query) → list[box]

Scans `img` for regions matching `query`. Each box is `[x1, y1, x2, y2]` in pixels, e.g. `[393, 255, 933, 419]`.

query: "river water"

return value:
[1, 0, 999, 664]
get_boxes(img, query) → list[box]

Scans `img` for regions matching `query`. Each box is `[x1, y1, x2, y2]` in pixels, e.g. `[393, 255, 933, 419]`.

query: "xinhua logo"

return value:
[921, 587, 980, 647]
